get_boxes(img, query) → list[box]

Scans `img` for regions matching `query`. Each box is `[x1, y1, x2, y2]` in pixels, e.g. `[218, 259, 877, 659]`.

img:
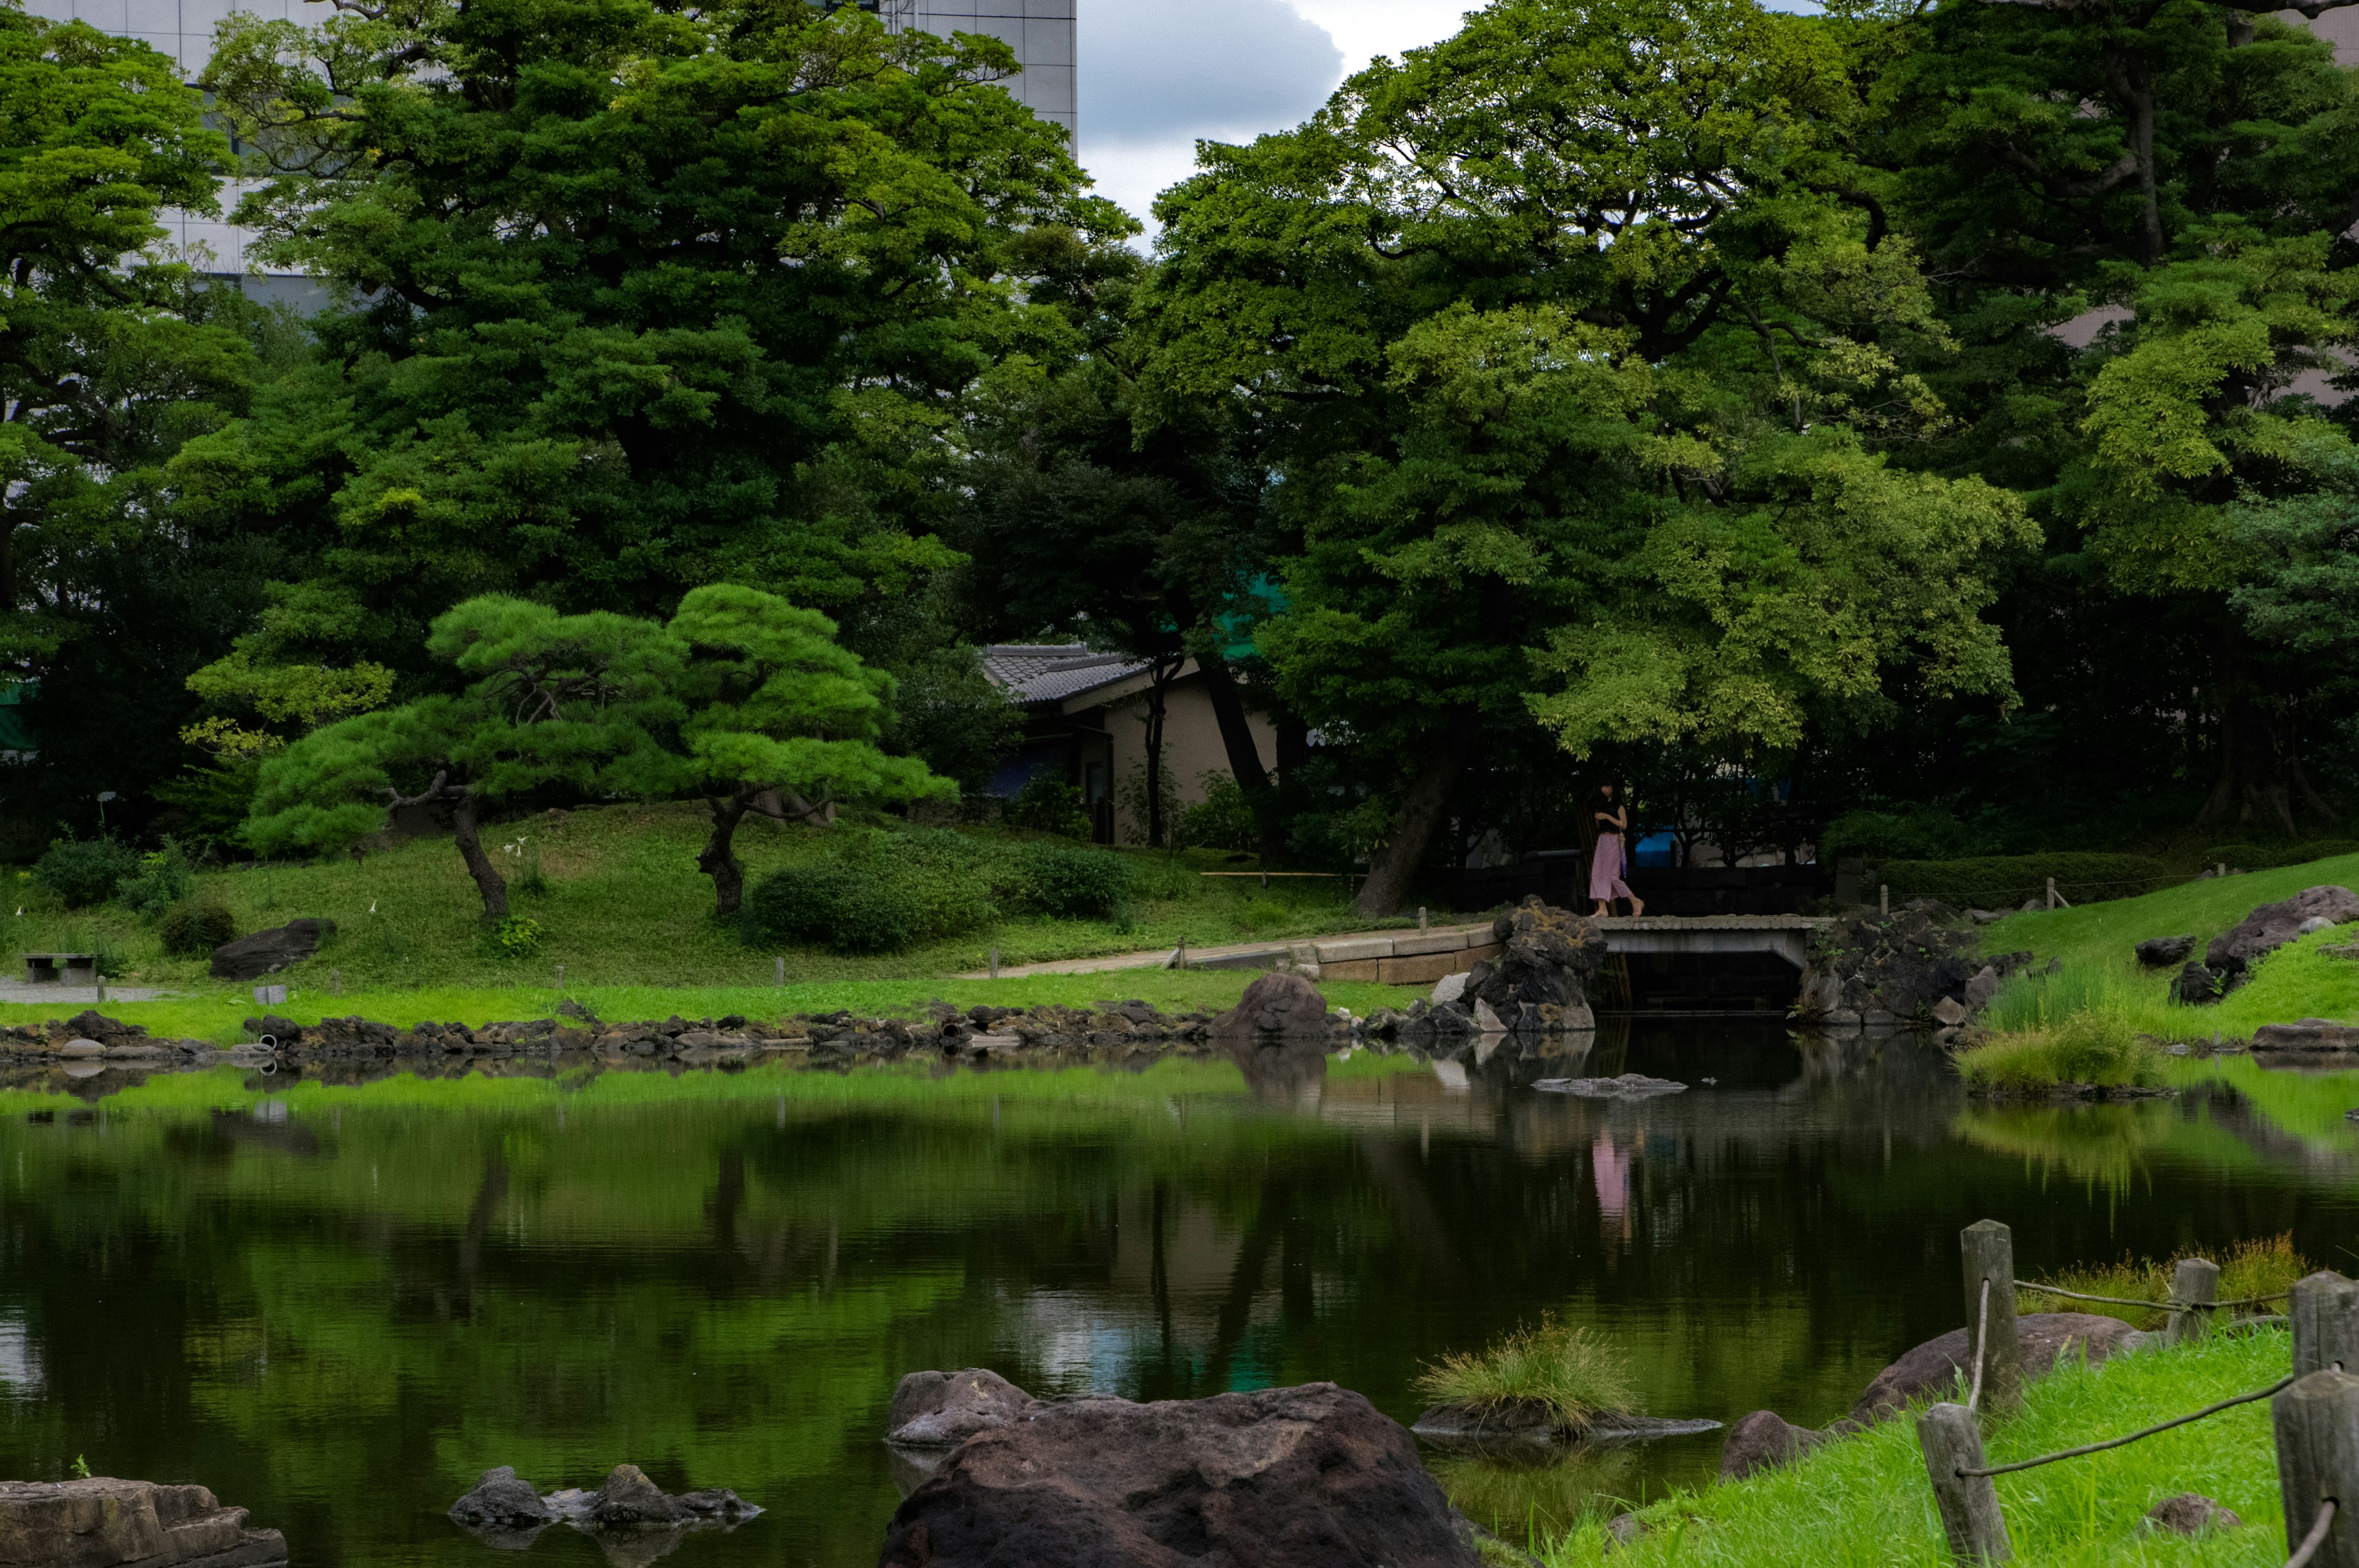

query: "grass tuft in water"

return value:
[2019, 1234, 2312, 1330]
[1952, 1012, 2167, 1090]
[1414, 1314, 1640, 1433]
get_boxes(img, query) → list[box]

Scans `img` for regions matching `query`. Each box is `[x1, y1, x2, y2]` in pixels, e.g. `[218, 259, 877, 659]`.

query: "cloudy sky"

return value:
[1076, 0, 1479, 233]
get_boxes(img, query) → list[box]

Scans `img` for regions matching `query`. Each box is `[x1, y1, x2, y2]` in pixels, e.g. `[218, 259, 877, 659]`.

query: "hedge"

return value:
[2200, 840, 2359, 873]
[1874, 853, 2175, 911]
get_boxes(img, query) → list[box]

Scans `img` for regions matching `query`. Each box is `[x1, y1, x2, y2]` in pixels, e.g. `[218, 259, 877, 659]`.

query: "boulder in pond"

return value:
[885, 1368, 1039, 1449]
[2135, 935, 2198, 968]
[1719, 1410, 1826, 1480]
[1533, 1074, 1686, 1099]
[210, 919, 335, 981]
[449, 1466, 554, 1529]
[0, 1477, 287, 1566]
[1460, 897, 1606, 1032]
[1843, 1312, 2142, 1429]
[878, 1381, 1485, 1568]
[1211, 971, 1331, 1037]
[2255, 1019, 2359, 1053]
[2206, 886, 2359, 976]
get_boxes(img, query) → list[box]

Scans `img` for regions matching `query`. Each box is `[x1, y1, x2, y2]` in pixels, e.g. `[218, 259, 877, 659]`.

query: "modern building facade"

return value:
[20, 0, 1078, 284]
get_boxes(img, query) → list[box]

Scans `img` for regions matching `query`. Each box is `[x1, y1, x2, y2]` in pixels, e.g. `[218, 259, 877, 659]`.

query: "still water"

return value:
[0, 1024, 2353, 1566]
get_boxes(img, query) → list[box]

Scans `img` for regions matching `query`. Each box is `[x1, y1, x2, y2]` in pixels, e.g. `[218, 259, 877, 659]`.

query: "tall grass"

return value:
[1978, 962, 2176, 1036]
[1952, 1012, 2169, 1090]
[1414, 1314, 1641, 1434]
[2019, 1235, 2312, 1330]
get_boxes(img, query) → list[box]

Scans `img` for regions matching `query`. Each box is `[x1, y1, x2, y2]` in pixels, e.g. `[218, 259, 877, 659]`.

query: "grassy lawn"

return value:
[1, 802, 1462, 1015]
[1541, 1328, 2293, 1567]
[1976, 851, 2359, 1040]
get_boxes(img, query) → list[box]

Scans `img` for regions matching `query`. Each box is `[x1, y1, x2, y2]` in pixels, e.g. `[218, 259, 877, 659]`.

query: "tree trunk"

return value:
[699, 786, 756, 918]
[2199, 677, 2303, 838]
[1197, 653, 1289, 865]
[1143, 657, 1180, 848]
[452, 794, 511, 920]
[1353, 705, 1481, 917]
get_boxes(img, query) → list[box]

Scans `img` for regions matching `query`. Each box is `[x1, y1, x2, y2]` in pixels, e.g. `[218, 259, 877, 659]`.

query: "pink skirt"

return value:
[1589, 833, 1632, 900]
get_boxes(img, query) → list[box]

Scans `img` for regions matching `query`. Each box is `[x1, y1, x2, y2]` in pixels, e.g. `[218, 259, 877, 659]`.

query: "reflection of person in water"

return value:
[1592, 1129, 1632, 1241]
[1588, 783, 1645, 918]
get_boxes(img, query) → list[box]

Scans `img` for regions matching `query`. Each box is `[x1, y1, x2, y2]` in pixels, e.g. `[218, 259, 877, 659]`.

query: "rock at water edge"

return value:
[1719, 1410, 1826, 1480]
[1211, 971, 1329, 1037]
[448, 1466, 554, 1529]
[885, 1368, 1038, 1449]
[879, 1383, 1484, 1568]
[1844, 1313, 2140, 1429]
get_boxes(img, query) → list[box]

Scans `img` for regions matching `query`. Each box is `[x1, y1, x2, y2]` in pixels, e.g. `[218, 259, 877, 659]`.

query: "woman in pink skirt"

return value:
[1589, 782, 1644, 917]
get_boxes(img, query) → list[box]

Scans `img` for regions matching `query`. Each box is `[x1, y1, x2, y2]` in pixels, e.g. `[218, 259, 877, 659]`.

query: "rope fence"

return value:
[1919, 1221, 2358, 1566]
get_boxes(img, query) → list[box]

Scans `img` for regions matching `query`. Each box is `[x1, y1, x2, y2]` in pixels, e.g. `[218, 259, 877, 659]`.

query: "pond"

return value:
[0, 1023, 2353, 1566]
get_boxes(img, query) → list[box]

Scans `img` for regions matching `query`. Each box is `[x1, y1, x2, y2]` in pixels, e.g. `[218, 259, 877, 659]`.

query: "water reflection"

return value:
[0, 1026, 2349, 1566]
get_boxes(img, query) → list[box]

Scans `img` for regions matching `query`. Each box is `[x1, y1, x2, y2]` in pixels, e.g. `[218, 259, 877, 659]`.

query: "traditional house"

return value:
[980, 646, 1278, 845]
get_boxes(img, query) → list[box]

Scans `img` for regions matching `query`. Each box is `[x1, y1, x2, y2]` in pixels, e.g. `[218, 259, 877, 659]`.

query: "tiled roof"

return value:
[981, 644, 1151, 705]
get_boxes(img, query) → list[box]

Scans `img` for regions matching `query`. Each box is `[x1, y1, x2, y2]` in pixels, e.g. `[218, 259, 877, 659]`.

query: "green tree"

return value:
[0, 2, 259, 837]
[1142, 0, 2034, 913]
[248, 598, 690, 918]
[179, 0, 1136, 683]
[669, 584, 950, 916]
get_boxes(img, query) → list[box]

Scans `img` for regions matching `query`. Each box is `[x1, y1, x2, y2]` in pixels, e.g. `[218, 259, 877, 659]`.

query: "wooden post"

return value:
[2046, 876, 2057, 910]
[2167, 1258, 2220, 1346]
[1880, 884, 1890, 918]
[1961, 1221, 2023, 1413]
[1260, 870, 1269, 889]
[2274, 1370, 2359, 1568]
[2294, 1273, 2359, 1376]
[774, 955, 784, 987]
[330, 968, 343, 997]
[1919, 1403, 2013, 1562]
[2218, 862, 2228, 879]
[553, 963, 564, 991]
[988, 945, 999, 980]
[1176, 936, 1188, 970]
[1418, 906, 1429, 932]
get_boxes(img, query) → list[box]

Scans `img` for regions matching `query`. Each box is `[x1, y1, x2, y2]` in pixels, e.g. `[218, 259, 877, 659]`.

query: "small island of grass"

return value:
[1951, 1013, 2170, 1095]
[1414, 1314, 1641, 1441]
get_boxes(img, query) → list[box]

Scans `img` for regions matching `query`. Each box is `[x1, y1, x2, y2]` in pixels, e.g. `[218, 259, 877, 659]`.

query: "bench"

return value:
[20, 953, 96, 985]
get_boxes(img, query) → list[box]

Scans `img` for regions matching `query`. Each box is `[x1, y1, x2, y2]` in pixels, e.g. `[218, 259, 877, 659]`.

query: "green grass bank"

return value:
[1542, 1328, 2293, 1566]
[4, 802, 1454, 1013]
[1975, 849, 2359, 1042]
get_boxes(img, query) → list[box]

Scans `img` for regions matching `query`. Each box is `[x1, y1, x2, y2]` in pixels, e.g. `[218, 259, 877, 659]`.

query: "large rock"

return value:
[2255, 1019, 2359, 1052]
[877, 1382, 1484, 1568]
[0, 1478, 287, 1566]
[1796, 903, 2024, 1026]
[885, 1368, 1039, 1449]
[1844, 1313, 2142, 1429]
[210, 920, 335, 982]
[2135, 935, 2198, 968]
[2207, 886, 2359, 975]
[2173, 961, 2228, 1007]
[1211, 971, 1330, 1037]
[1719, 1410, 1826, 1480]
[1460, 897, 1608, 1033]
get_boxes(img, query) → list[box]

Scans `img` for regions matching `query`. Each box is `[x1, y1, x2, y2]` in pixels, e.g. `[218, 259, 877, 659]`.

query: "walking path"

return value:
[956, 914, 1831, 982]
[0, 983, 174, 1006]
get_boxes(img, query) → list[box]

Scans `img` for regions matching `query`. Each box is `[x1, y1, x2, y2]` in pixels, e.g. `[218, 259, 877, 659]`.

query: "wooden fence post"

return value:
[1880, 883, 1890, 918]
[2274, 1370, 2359, 1568]
[2167, 1258, 2220, 1346]
[1962, 1221, 2023, 1413]
[1919, 1403, 2013, 1562]
[2046, 876, 2058, 910]
[2294, 1273, 2359, 1376]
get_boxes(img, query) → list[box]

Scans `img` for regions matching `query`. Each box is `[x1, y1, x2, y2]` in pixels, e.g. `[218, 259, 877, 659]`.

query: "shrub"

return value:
[1176, 771, 1258, 852]
[1004, 773, 1092, 839]
[1237, 899, 1288, 931]
[1876, 852, 2172, 910]
[740, 829, 994, 953]
[158, 902, 237, 958]
[118, 839, 196, 918]
[1952, 1013, 2167, 1090]
[490, 915, 543, 957]
[1007, 841, 1133, 919]
[2020, 1234, 2312, 1330]
[31, 838, 141, 909]
[1821, 806, 1976, 862]
[1412, 1314, 1640, 1433]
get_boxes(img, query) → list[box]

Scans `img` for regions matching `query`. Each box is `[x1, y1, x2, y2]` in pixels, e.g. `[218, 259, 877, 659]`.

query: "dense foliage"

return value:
[738, 829, 1133, 952]
[1, 0, 2355, 900]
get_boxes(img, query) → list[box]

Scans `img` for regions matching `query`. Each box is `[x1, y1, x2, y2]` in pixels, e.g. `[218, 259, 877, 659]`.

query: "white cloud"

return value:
[1081, 0, 1342, 147]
